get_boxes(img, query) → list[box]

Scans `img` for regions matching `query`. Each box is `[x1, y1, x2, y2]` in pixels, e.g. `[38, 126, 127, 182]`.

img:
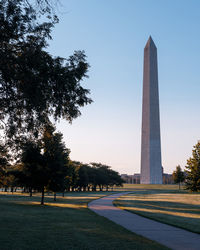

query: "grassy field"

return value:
[0, 191, 168, 250]
[114, 184, 200, 234]
[114, 183, 181, 191]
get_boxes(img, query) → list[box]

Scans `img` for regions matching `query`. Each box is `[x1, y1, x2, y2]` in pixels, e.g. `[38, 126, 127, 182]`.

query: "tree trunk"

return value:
[179, 182, 180, 190]
[41, 187, 45, 205]
[54, 192, 56, 201]
[29, 188, 32, 197]
[62, 191, 65, 197]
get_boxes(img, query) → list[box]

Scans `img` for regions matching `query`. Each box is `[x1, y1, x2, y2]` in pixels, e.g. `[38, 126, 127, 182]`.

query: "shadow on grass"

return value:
[0, 192, 168, 250]
[122, 206, 200, 234]
[0, 191, 118, 211]
[116, 199, 200, 214]
[115, 191, 200, 234]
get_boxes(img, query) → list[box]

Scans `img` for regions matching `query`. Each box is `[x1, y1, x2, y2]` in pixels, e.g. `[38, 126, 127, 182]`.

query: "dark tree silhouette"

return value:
[185, 141, 200, 191]
[172, 165, 185, 190]
[0, 142, 10, 191]
[15, 141, 46, 198]
[42, 124, 70, 201]
[14, 124, 70, 204]
[0, 0, 92, 142]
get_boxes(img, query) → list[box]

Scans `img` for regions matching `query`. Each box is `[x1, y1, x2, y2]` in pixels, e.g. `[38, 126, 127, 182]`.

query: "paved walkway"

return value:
[88, 192, 200, 250]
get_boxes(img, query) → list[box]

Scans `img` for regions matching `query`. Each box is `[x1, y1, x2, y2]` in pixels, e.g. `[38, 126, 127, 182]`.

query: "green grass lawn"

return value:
[114, 183, 182, 191]
[113, 184, 200, 234]
[0, 191, 167, 250]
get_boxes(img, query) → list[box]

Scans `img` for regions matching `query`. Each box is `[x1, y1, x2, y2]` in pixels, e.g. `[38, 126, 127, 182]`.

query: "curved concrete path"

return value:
[88, 192, 200, 250]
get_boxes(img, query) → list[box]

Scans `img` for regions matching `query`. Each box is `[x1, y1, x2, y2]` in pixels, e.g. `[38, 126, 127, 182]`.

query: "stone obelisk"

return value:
[140, 36, 163, 184]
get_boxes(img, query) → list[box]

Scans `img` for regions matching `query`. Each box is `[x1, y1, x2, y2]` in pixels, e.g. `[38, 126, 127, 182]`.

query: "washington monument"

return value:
[140, 36, 163, 184]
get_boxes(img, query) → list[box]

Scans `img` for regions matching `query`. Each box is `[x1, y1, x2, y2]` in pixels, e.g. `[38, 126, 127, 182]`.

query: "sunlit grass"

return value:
[114, 189, 200, 233]
[114, 183, 180, 191]
[15, 201, 87, 209]
[0, 191, 167, 250]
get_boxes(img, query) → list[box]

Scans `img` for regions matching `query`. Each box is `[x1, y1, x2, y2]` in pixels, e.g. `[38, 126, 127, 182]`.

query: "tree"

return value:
[107, 169, 124, 191]
[63, 160, 78, 193]
[14, 124, 70, 204]
[90, 162, 124, 191]
[185, 141, 200, 192]
[172, 165, 185, 190]
[0, 141, 10, 190]
[42, 124, 70, 201]
[14, 140, 48, 200]
[76, 162, 89, 192]
[0, 0, 92, 142]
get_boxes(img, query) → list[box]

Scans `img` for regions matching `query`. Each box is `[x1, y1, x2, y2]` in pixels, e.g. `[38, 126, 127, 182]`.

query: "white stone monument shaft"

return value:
[141, 36, 163, 184]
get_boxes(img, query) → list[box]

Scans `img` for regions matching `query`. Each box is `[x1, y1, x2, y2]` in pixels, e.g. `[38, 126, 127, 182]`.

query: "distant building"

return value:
[163, 173, 174, 184]
[121, 174, 140, 184]
[121, 174, 134, 184]
[132, 174, 140, 184]
[121, 172, 173, 184]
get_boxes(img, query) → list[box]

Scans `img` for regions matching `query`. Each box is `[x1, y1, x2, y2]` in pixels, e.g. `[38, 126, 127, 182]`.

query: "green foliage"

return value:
[75, 162, 89, 191]
[72, 162, 124, 192]
[0, 1, 123, 203]
[0, 0, 92, 141]
[42, 124, 70, 195]
[185, 141, 200, 191]
[12, 124, 71, 203]
[14, 141, 46, 191]
[172, 165, 185, 189]
[0, 141, 10, 189]
[0, 128, 123, 200]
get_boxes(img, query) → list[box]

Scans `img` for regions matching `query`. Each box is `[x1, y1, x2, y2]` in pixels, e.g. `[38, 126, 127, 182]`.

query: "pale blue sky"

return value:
[48, 0, 200, 174]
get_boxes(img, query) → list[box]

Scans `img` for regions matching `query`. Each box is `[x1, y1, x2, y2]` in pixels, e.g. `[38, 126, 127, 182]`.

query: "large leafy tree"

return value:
[15, 124, 70, 204]
[42, 124, 70, 201]
[15, 141, 46, 197]
[185, 141, 200, 192]
[0, 0, 92, 142]
[172, 165, 185, 190]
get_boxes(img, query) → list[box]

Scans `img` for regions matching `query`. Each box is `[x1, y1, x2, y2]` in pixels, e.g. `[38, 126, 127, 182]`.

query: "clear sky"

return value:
[47, 0, 200, 174]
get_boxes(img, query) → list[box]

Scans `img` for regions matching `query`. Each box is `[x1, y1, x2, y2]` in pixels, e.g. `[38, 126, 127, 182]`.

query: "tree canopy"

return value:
[0, 0, 92, 141]
[172, 165, 185, 190]
[13, 124, 71, 204]
[0, 141, 10, 189]
[185, 141, 200, 192]
[0, 1, 124, 205]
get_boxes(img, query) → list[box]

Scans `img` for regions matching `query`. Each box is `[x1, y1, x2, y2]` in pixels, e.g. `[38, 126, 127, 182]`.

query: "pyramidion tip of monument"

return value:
[145, 35, 157, 49]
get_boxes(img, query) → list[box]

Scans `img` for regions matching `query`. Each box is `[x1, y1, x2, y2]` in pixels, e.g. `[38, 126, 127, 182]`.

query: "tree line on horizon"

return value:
[0, 124, 123, 204]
